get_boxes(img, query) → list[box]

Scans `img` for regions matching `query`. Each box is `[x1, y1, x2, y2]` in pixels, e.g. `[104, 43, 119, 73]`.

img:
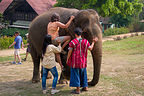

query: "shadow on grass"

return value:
[0, 79, 73, 96]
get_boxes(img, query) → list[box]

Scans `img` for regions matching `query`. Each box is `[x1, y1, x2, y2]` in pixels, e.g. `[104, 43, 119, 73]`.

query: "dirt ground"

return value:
[0, 34, 144, 96]
[0, 51, 144, 96]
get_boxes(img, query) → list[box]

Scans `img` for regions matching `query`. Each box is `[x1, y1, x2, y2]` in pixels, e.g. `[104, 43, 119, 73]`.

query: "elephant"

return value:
[29, 7, 102, 86]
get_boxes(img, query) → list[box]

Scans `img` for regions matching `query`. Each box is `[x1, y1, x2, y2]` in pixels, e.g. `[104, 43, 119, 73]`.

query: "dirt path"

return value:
[0, 48, 26, 57]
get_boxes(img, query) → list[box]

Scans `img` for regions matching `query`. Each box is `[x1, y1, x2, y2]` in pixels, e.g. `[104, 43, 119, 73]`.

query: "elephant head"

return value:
[73, 10, 102, 86]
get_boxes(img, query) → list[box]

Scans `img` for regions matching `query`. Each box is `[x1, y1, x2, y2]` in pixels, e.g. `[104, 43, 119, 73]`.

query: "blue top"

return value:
[14, 35, 23, 49]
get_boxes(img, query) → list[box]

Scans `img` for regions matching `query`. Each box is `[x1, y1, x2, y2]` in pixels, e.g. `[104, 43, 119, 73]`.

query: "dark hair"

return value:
[42, 35, 52, 55]
[14, 31, 20, 35]
[51, 13, 60, 22]
[74, 27, 83, 36]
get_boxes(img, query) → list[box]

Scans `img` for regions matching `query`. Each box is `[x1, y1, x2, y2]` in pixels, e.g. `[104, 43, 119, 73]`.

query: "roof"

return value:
[0, 0, 13, 13]
[27, 0, 57, 15]
[100, 17, 111, 24]
[0, 0, 57, 15]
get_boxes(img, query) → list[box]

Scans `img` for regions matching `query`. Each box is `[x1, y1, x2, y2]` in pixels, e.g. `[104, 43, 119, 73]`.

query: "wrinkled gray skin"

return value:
[29, 7, 102, 86]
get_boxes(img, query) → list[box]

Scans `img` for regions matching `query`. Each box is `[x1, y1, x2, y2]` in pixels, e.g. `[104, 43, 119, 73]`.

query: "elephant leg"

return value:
[58, 71, 68, 84]
[58, 54, 69, 84]
[30, 45, 40, 83]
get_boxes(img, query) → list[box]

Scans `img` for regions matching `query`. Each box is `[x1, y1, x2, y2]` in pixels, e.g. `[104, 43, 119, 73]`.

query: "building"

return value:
[0, 0, 56, 28]
[100, 17, 115, 32]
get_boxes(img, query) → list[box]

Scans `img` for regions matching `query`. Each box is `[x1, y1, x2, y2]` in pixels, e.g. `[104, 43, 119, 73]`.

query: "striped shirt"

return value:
[67, 38, 90, 68]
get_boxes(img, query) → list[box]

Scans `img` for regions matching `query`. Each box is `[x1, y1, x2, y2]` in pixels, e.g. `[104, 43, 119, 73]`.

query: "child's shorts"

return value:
[52, 36, 65, 46]
[14, 49, 20, 55]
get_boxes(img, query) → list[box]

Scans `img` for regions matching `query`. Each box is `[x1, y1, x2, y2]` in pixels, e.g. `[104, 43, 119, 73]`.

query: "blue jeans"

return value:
[42, 66, 58, 90]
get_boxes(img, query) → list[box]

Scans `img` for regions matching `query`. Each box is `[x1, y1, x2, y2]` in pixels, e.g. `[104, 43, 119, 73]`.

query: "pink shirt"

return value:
[67, 38, 90, 68]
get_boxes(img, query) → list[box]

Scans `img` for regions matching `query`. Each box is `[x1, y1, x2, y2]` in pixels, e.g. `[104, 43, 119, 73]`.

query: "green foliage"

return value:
[110, 14, 133, 27]
[55, 0, 143, 27]
[0, 28, 28, 38]
[103, 27, 129, 36]
[128, 18, 144, 32]
[55, 0, 143, 17]
[54, 0, 88, 9]
[0, 13, 3, 23]
[0, 36, 27, 50]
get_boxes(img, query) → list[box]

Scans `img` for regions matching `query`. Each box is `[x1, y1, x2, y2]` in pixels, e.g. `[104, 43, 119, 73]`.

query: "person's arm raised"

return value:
[56, 16, 75, 28]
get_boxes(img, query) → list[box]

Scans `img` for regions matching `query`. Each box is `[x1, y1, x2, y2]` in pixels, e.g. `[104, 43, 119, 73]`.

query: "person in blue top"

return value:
[9, 31, 24, 64]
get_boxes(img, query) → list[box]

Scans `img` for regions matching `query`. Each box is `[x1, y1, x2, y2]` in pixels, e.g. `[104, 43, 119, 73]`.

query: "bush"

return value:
[0, 28, 28, 38]
[0, 36, 27, 50]
[103, 27, 130, 36]
[127, 18, 144, 32]
[138, 23, 144, 32]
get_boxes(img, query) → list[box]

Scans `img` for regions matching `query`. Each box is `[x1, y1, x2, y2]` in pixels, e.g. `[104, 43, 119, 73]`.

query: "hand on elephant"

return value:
[70, 16, 75, 20]
[57, 39, 61, 44]
[93, 37, 98, 42]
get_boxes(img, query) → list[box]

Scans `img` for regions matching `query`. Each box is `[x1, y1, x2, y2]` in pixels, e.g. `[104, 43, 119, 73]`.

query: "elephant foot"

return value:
[32, 79, 40, 83]
[32, 77, 40, 83]
[88, 81, 98, 86]
[58, 79, 68, 84]
[88, 81, 93, 86]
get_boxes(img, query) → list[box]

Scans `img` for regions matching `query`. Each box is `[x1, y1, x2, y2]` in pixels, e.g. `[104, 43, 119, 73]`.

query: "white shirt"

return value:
[42, 44, 61, 69]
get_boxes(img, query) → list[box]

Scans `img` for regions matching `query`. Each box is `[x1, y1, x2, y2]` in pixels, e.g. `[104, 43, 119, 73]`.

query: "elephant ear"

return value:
[74, 10, 90, 30]
[86, 9, 103, 31]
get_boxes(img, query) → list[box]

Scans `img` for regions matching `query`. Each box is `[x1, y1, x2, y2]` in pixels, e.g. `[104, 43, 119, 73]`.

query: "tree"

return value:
[55, 0, 143, 17]
[55, 0, 143, 27]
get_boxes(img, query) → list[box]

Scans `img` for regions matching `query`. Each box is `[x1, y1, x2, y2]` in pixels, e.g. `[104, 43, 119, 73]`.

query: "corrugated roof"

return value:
[0, 0, 13, 13]
[0, 0, 57, 14]
[26, 0, 57, 15]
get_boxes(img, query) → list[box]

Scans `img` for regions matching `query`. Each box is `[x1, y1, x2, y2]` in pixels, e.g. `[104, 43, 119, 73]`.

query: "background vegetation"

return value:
[104, 27, 129, 36]
[55, 0, 143, 28]
[0, 36, 27, 50]
[0, 28, 28, 38]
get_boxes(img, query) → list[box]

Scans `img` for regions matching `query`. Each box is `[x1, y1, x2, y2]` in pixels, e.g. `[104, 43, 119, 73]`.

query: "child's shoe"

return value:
[17, 62, 22, 65]
[42, 90, 47, 94]
[12, 61, 16, 64]
[51, 89, 60, 94]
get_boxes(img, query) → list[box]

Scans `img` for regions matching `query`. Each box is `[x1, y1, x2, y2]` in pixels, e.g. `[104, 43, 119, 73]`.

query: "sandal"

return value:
[71, 90, 80, 94]
[81, 87, 88, 91]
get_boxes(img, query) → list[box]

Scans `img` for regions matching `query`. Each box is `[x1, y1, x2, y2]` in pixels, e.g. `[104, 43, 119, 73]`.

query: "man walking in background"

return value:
[9, 31, 24, 64]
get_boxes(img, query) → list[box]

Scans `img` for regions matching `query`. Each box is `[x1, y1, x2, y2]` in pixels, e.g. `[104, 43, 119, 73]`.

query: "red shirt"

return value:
[67, 38, 90, 68]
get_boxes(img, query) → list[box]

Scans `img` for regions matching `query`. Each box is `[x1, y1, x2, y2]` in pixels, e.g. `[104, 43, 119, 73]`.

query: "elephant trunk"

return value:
[88, 34, 102, 86]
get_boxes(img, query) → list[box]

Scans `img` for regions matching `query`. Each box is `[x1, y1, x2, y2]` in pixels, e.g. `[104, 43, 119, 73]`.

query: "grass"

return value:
[0, 54, 25, 62]
[0, 56, 14, 62]
[103, 35, 144, 55]
[0, 35, 144, 96]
